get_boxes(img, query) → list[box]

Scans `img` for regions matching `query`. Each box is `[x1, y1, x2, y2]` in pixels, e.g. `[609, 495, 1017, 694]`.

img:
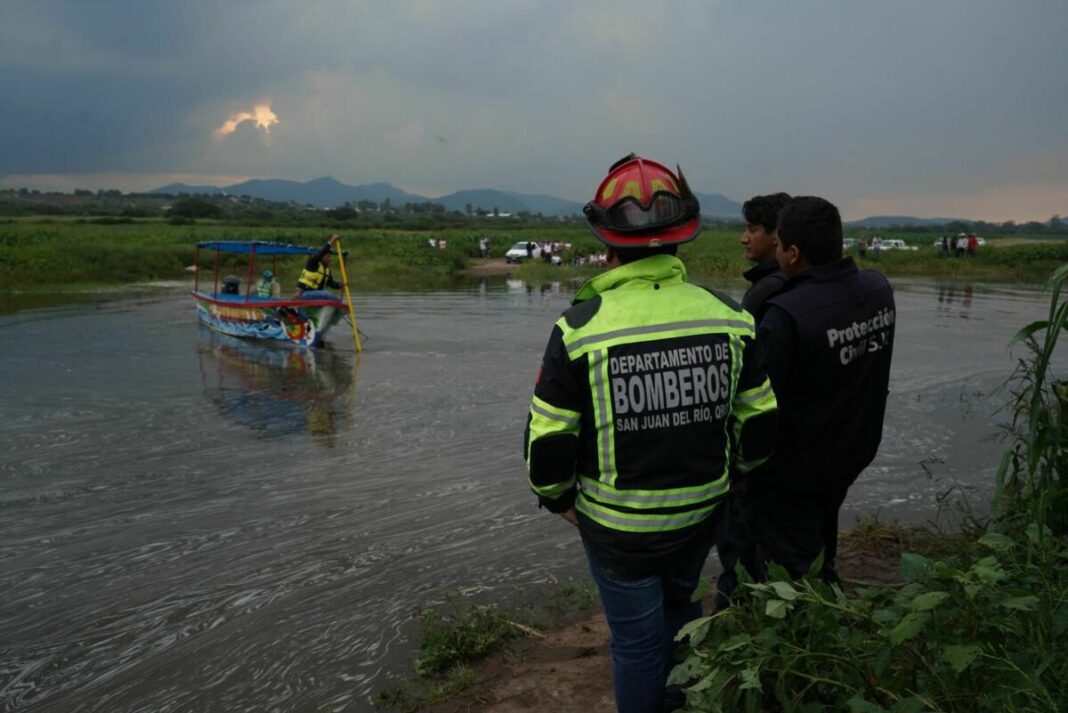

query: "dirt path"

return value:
[420, 526, 934, 713]
[457, 258, 520, 277]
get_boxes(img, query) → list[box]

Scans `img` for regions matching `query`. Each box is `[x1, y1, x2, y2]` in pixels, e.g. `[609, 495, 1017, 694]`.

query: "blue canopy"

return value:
[196, 240, 346, 256]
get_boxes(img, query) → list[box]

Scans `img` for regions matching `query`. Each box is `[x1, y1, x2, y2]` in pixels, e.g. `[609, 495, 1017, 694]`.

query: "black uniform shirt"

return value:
[742, 261, 788, 320]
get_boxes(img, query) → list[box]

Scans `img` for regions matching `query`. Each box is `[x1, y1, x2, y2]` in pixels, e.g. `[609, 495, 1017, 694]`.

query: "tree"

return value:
[465, 202, 473, 215]
[170, 197, 224, 219]
[357, 199, 377, 212]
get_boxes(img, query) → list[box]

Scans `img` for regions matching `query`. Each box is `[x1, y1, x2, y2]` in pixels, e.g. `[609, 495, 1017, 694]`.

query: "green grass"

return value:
[0, 220, 1064, 298]
[372, 578, 598, 711]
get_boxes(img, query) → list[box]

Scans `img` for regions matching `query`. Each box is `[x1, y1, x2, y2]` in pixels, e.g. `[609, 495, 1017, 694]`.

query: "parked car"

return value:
[880, 239, 918, 251]
[843, 238, 857, 251]
[505, 241, 540, 263]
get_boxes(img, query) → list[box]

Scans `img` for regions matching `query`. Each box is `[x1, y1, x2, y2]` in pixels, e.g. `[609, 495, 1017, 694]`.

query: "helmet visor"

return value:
[585, 192, 698, 234]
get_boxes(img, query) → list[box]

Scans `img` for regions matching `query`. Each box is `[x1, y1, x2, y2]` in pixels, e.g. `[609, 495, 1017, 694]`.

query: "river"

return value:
[0, 277, 1060, 711]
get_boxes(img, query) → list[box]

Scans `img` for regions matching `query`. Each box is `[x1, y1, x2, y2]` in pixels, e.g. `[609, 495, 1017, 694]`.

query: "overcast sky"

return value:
[1, 1, 1065, 221]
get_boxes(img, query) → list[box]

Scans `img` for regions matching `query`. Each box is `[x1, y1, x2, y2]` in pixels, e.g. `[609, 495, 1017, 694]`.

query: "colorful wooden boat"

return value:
[191, 240, 348, 348]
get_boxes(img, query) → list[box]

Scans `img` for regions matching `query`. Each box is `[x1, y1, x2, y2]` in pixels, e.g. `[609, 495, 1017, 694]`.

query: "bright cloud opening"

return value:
[213, 104, 279, 139]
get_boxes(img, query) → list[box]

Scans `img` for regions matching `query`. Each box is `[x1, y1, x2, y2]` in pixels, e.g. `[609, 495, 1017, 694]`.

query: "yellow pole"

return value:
[332, 235, 363, 353]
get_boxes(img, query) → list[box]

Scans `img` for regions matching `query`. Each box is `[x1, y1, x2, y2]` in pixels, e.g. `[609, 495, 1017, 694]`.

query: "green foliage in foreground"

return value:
[412, 603, 518, 677]
[672, 265, 1068, 712]
[673, 532, 1068, 712]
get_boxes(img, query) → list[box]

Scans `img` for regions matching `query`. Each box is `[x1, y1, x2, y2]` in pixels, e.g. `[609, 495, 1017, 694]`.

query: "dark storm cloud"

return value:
[1, 0, 1066, 219]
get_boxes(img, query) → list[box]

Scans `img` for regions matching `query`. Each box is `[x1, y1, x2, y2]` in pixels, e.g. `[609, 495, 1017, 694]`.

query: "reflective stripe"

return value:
[579, 475, 728, 509]
[530, 400, 579, 427]
[590, 349, 616, 486]
[735, 382, 773, 405]
[566, 319, 751, 356]
[576, 496, 719, 532]
[531, 475, 576, 498]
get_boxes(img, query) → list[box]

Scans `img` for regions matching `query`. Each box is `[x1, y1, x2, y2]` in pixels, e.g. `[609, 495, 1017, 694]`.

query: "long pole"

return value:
[332, 235, 363, 353]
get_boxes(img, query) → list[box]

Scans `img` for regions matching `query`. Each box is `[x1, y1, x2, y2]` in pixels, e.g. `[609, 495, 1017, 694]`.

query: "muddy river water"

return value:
[0, 278, 1061, 711]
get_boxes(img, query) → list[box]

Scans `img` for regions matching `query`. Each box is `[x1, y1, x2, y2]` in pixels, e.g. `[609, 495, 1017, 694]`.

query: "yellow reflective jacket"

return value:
[524, 255, 777, 576]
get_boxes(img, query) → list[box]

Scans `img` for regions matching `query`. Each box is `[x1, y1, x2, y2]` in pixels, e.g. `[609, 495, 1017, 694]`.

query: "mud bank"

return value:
[398, 525, 949, 713]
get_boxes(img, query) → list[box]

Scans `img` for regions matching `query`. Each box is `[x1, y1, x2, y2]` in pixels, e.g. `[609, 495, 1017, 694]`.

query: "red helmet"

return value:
[583, 153, 701, 248]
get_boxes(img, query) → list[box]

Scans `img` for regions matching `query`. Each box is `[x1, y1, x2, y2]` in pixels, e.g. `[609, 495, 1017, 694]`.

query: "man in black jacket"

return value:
[714, 192, 791, 610]
[740, 192, 791, 319]
[748, 196, 895, 583]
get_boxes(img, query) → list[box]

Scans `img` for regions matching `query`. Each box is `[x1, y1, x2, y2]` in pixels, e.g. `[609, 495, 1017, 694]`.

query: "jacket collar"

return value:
[572, 254, 687, 304]
[785, 257, 858, 287]
[742, 260, 782, 285]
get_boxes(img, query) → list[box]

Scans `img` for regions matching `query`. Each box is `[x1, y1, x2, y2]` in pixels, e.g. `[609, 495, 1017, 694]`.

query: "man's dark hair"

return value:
[742, 192, 791, 232]
[776, 196, 843, 266]
[613, 244, 679, 264]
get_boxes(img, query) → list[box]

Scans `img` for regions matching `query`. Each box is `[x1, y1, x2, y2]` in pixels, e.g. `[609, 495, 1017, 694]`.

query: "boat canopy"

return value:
[196, 240, 346, 256]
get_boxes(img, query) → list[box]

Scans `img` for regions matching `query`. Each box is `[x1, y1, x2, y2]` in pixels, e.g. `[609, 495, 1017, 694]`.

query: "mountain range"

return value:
[151, 176, 746, 220]
[151, 176, 988, 226]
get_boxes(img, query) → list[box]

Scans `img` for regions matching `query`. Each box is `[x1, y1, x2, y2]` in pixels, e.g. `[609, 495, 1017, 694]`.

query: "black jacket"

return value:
[756, 258, 895, 491]
[741, 260, 788, 320]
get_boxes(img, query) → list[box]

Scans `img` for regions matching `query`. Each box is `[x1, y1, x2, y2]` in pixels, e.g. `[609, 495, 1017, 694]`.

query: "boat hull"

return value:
[193, 291, 345, 348]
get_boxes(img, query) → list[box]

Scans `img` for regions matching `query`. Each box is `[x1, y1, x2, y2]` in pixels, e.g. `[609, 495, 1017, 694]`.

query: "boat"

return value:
[191, 240, 355, 349]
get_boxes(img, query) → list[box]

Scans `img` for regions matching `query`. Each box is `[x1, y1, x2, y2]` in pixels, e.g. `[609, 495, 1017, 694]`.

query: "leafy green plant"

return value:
[998, 263, 1068, 537]
[412, 602, 518, 677]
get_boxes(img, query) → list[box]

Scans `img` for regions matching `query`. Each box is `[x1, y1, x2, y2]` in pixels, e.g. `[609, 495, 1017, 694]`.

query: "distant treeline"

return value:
[5, 187, 1066, 236]
[0, 188, 593, 231]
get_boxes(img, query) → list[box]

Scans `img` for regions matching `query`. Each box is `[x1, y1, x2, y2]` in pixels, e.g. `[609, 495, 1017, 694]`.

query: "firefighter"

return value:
[747, 196, 896, 583]
[524, 154, 778, 712]
[297, 234, 342, 294]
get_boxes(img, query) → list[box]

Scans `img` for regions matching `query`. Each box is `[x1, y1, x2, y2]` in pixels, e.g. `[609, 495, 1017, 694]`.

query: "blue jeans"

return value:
[584, 544, 707, 713]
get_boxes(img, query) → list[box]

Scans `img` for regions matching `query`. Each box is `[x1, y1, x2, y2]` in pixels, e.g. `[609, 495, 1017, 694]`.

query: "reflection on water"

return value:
[196, 328, 358, 444]
[936, 283, 975, 317]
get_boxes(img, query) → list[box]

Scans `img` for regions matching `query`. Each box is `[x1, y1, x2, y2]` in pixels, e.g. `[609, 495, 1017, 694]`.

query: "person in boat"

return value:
[221, 274, 241, 295]
[297, 234, 343, 295]
[255, 270, 281, 298]
[745, 196, 895, 584]
[524, 154, 777, 712]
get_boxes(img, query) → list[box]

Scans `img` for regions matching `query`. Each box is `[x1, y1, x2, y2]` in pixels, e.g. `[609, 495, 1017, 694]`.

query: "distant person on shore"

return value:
[745, 196, 895, 584]
[955, 234, 966, 258]
[967, 234, 978, 257]
[858, 236, 868, 259]
[524, 154, 776, 712]
[255, 270, 281, 298]
[297, 234, 342, 294]
[871, 235, 882, 261]
[940, 235, 950, 258]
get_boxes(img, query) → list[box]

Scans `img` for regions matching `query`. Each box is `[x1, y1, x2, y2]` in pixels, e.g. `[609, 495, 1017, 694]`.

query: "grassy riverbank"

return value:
[1, 218, 1065, 297]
